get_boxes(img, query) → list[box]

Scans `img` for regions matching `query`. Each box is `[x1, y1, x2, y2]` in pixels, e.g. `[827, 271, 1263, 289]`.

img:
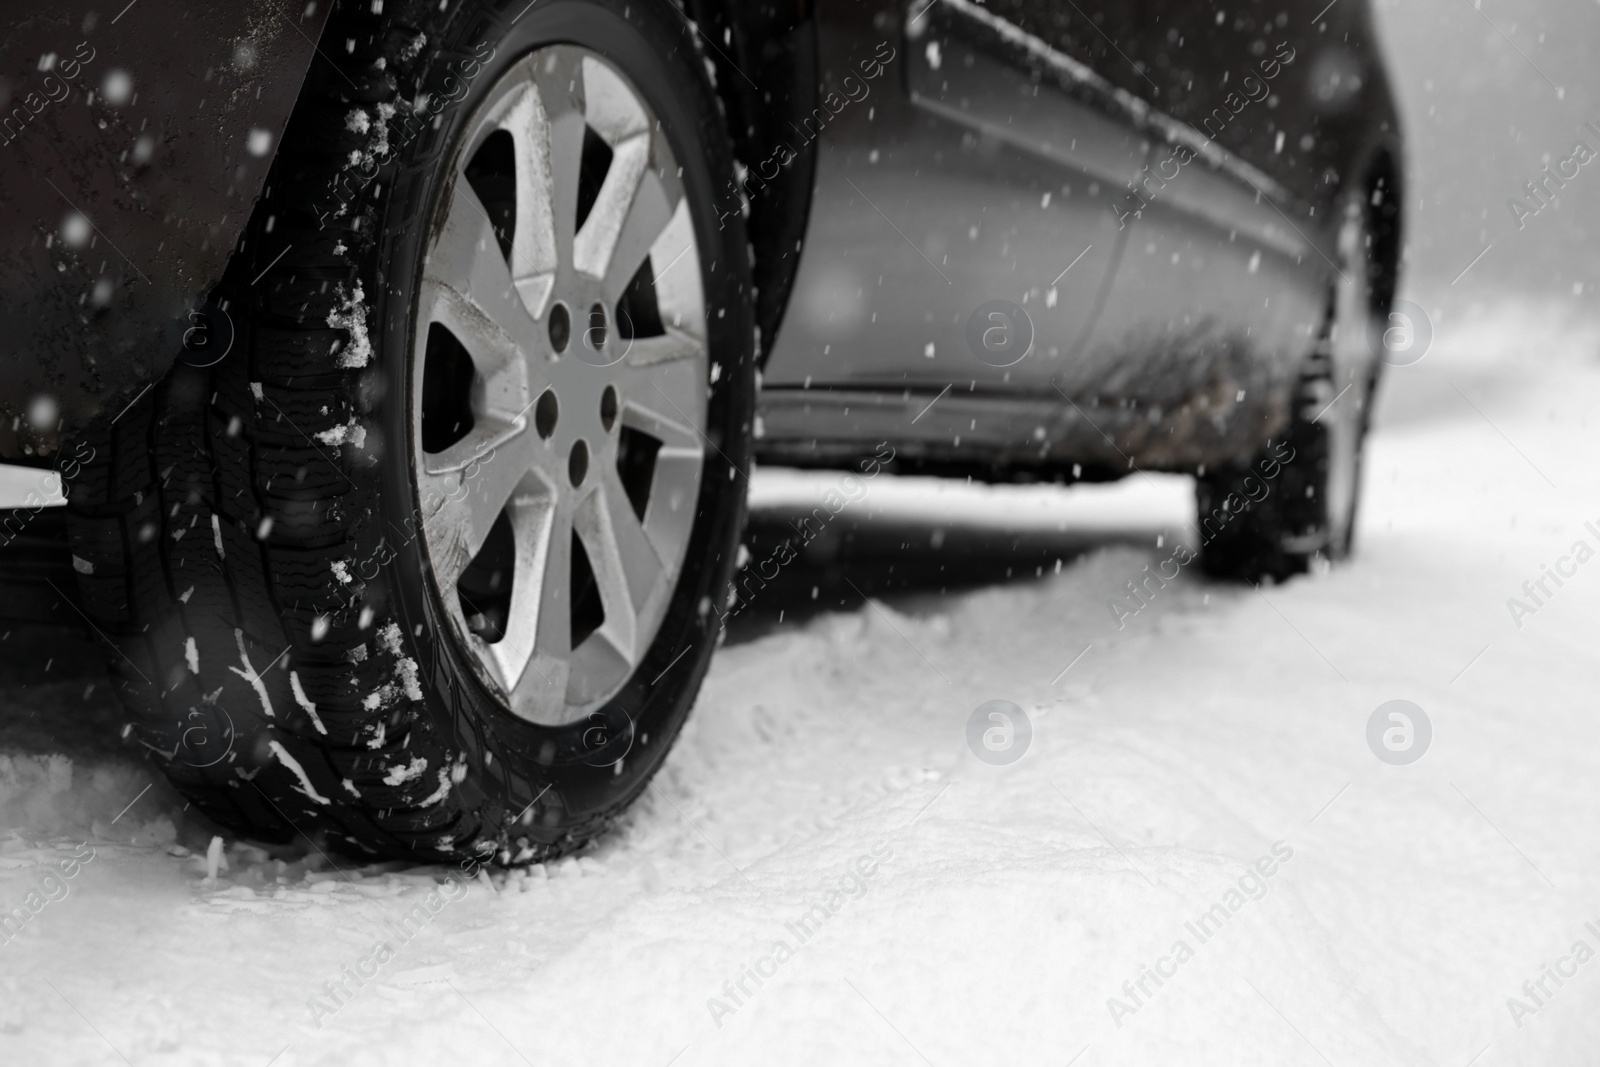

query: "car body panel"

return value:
[0, 0, 1400, 481]
[971, 0, 1400, 209]
[757, 0, 1139, 396]
[0, 0, 329, 458]
[753, 0, 1399, 475]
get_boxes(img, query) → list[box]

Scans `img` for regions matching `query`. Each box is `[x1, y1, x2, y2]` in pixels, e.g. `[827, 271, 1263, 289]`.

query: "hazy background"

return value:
[1374, 0, 1599, 323]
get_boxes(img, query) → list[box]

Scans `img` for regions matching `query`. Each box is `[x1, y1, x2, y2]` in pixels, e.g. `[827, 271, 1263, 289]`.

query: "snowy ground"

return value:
[3, 300, 1599, 1066]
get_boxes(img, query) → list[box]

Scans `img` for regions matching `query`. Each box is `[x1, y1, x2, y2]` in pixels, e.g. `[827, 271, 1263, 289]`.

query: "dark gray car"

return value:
[0, 0, 1401, 863]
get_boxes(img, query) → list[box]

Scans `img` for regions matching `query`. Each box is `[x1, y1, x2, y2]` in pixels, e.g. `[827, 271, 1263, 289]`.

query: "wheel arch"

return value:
[0, 3, 332, 459]
[677, 0, 819, 362]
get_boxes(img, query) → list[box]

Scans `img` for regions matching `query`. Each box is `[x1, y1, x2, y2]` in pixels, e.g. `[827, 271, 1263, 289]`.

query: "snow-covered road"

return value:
[3, 302, 1599, 1066]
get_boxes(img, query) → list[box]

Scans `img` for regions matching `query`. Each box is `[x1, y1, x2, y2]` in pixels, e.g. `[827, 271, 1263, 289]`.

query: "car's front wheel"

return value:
[66, 0, 754, 865]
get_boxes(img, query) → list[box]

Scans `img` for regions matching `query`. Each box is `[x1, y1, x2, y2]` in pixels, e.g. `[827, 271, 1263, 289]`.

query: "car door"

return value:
[759, 0, 1144, 398]
[1050, 1, 1332, 456]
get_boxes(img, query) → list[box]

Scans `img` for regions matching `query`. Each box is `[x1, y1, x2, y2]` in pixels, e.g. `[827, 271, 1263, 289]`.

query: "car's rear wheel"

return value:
[1196, 195, 1383, 581]
[65, 0, 753, 865]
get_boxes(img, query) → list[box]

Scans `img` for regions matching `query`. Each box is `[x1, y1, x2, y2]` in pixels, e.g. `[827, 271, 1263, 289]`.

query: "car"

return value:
[0, 0, 1402, 865]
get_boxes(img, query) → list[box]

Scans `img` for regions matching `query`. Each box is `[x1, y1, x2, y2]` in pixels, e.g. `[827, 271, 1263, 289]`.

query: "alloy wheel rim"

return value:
[410, 45, 709, 727]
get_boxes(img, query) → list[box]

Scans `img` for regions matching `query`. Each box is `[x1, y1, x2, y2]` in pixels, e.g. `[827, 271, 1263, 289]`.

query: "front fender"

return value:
[0, 0, 330, 457]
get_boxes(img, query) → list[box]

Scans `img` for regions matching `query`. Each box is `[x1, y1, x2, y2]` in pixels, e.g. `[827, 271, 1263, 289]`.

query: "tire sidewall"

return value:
[1328, 191, 1384, 559]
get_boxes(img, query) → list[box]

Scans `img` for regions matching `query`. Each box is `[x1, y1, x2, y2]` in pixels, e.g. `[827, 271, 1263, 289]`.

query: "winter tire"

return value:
[65, 0, 755, 865]
[1195, 195, 1383, 582]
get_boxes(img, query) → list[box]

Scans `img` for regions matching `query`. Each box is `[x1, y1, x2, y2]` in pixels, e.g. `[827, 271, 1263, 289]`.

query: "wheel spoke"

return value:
[498, 495, 571, 706]
[423, 177, 537, 360]
[563, 482, 658, 703]
[611, 357, 706, 567]
[493, 72, 560, 317]
[575, 138, 675, 301]
[418, 429, 544, 589]
[647, 198, 705, 335]
[638, 444, 703, 556]
[621, 326, 705, 369]
[620, 354, 708, 454]
[528, 51, 589, 272]
[595, 470, 667, 611]
[579, 55, 650, 142]
[419, 175, 536, 439]
[420, 281, 532, 429]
